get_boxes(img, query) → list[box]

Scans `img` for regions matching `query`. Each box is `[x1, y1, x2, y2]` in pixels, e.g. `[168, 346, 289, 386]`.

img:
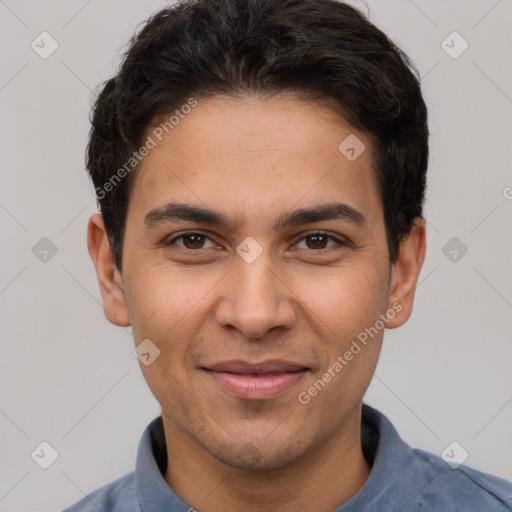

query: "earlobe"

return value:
[385, 218, 426, 329]
[87, 213, 131, 327]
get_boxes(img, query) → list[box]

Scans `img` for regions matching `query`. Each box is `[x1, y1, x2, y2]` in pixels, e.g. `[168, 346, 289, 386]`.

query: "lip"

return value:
[202, 359, 310, 400]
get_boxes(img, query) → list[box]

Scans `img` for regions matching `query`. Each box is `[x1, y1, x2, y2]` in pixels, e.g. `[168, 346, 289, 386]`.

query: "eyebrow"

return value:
[144, 201, 368, 231]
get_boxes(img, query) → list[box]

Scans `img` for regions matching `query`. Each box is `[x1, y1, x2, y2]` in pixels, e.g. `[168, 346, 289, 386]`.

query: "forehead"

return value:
[127, 94, 382, 230]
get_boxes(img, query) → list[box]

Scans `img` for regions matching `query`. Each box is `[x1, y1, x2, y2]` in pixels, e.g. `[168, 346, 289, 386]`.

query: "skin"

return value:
[87, 93, 426, 512]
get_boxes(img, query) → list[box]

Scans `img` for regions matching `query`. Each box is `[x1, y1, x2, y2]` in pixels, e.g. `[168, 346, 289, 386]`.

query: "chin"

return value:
[206, 436, 309, 471]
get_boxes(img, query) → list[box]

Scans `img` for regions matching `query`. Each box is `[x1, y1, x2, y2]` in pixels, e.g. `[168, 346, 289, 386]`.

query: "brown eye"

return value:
[166, 232, 216, 250]
[305, 233, 329, 249]
[295, 232, 345, 251]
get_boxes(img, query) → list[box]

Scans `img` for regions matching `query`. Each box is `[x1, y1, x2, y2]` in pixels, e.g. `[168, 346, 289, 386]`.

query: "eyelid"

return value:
[293, 231, 347, 250]
[166, 231, 219, 249]
[165, 230, 348, 251]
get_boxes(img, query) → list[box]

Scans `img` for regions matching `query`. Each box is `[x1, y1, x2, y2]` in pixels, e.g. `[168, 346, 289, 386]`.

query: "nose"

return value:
[214, 248, 296, 339]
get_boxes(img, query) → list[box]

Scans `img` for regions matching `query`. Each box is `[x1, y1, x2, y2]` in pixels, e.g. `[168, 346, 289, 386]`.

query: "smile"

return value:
[201, 360, 310, 400]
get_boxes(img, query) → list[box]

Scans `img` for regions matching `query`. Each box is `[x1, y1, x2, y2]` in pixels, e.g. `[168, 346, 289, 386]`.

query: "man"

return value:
[64, 0, 512, 510]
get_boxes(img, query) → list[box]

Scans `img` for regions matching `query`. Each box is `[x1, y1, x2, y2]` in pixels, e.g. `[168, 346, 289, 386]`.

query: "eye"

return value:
[294, 232, 346, 252]
[166, 232, 217, 250]
[164, 231, 346, 253]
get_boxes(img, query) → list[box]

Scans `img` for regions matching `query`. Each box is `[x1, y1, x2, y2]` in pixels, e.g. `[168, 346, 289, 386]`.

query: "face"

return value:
[89, 93, 425, 471]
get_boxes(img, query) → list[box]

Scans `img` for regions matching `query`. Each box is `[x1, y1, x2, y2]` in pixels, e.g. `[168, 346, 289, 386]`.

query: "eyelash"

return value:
[164, 231, 347, 254]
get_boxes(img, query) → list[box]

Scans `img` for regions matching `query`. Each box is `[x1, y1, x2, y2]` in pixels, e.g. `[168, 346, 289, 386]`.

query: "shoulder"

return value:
[62, 471, 139, 512]
[361, 405, 512, 511]
[407, 448, 512, 511]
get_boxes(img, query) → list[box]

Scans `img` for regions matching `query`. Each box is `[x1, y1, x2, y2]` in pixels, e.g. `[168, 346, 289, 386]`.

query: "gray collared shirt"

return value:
[63, 404, 512, 511]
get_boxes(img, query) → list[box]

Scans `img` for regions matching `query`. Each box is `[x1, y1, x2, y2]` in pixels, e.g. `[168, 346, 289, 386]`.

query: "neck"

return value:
[162, 406, 371, 512]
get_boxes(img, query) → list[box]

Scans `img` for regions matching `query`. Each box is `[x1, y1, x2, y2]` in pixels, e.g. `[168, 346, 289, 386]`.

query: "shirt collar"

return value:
[335, 404, 420, 511]
[134, 403, 416, 511]
[135, 414, 191, 511]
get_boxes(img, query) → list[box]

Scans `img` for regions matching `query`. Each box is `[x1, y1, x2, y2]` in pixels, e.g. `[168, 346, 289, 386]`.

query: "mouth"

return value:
[201, 360, 310, 400]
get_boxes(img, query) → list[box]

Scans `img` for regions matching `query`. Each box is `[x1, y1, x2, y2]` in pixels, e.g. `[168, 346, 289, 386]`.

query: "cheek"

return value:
[294, 263, 387, 338]
[294, 264, 387, 395]
[128, 281, 202, 413]
[126, 263, 226, 403]
[127, 262, 211, 338]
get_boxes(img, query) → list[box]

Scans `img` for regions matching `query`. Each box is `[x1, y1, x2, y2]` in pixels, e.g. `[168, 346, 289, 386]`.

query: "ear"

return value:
[87, 213, 131, 327]
[385, 217, 426, 328]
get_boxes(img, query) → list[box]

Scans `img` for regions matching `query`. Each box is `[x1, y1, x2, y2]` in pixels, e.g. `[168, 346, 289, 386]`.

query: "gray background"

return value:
[1, 0, 511, 510]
